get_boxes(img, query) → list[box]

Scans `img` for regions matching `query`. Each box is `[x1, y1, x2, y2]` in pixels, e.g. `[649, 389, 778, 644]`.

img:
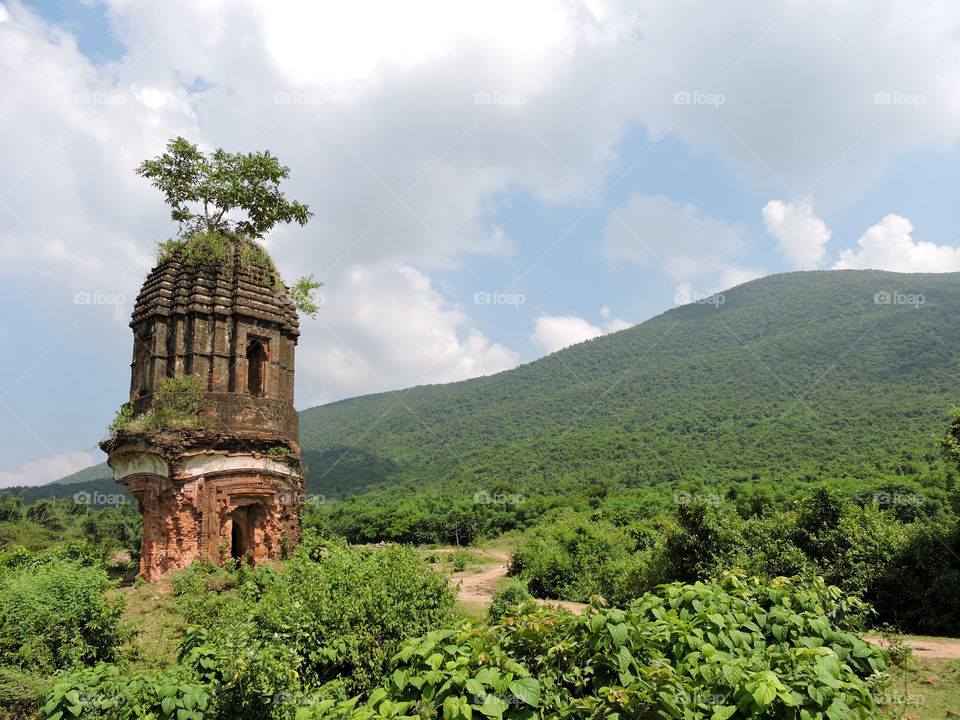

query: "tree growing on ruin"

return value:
[136, 137, 313, 240]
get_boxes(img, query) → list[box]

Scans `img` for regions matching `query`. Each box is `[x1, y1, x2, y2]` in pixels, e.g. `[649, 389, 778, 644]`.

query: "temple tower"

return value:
[101, 249, 304, 580]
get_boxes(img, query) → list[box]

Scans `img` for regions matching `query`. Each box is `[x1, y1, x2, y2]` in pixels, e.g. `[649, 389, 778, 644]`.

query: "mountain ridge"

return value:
[28, 269, 960, 501]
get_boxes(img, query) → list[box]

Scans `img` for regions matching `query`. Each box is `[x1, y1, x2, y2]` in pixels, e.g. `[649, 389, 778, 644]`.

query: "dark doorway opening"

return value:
[246, 338, 268, 397]
[231, 510, 248, 560]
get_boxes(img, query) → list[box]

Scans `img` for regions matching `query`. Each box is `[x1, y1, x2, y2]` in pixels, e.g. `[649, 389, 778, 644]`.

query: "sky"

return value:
[2, 0, 960, 487]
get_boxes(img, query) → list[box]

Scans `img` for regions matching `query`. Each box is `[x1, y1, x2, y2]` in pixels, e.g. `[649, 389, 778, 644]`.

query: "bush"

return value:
[169, 535, 457, 715]
[488, 579, 534, 622]
[507, 510, 633, 602]
[122, 375, 207, 433]
[0, 559, 125, 674]
[450, 549, 470, 572]
[44, 662, 211, 720]
[871, 520, 960, 635]
[307, 574, 886, 720]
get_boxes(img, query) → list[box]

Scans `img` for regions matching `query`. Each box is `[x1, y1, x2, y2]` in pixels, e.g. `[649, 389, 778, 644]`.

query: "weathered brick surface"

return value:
[101, 250, 304, 581]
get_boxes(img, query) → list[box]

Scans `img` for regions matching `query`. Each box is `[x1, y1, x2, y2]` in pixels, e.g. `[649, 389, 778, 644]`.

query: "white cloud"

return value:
[631, 0, 960, 202]
[531, 306, 630, 352]
[600, 305, 631, 332]
[833, 214, 960, 272]
[716, 264, 763, 290]
[603, 191, 761, 302]
[763, 198, 831, 269]
[603, 192, 746, 277]
[532, 315, 603, 352]
[295, 263, 519, 406]
[0, 450, 97, 488]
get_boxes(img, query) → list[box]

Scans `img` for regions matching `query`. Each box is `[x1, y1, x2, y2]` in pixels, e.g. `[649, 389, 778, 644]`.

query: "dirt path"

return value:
[450, 549, 586, 613]
[451, 550, 512, 605]
[863, 635, 960, 660]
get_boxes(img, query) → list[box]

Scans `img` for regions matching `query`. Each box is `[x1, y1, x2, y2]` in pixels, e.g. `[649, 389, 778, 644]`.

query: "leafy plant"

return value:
[43, 662, 211, 720]
[0, 559, 125, 674]
[288, 274, 323, 317]
[312, 574, 886, 720]
[450, 549, 470, 572]
[136, 137, 312, 241]
[121, 375, 207, 433]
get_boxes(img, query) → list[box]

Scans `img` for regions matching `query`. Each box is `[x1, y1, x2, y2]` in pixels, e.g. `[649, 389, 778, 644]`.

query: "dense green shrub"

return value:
[43, 662, 211, 720]
[488, 579, 535, 622]
[160, 535, 458, 718]
[300, 574, 886, 720]
[871, 520, 960, 635]
[0, 559, 125, 673]
[507, 510, 633, 602]
[646, 498, 743, 585]
[249, 537, 457, 694]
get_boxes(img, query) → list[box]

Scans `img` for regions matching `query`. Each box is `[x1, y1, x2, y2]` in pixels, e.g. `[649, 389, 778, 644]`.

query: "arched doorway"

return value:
[246, 338, 268, 397]
[230, 509, 249, 560]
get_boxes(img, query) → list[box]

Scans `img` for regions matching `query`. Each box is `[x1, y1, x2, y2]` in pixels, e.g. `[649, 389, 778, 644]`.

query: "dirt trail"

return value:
[863, 635, 960, 660]
[451, 549, 512, 606]
[450, 549, 586, 613]
[448, 551, 960, 657]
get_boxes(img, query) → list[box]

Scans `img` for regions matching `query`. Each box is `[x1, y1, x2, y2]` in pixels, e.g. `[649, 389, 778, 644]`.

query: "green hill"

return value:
[51, 463, 112, 485]
[34, 269, 960, 503]
[298, 270, 960, 499]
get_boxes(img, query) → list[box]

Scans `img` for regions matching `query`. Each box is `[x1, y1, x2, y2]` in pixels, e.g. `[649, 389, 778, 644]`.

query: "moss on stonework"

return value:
[156, 230, 283, 292]
[108, 375, 209, 437]
[154, 230, 322, 315]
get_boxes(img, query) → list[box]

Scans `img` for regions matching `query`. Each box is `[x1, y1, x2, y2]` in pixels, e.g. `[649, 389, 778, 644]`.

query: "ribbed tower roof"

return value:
[131, 251, 300, 336]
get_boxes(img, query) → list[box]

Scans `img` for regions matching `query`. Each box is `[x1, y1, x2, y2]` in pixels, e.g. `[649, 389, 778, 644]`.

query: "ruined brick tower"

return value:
[101, 250, 304, 580]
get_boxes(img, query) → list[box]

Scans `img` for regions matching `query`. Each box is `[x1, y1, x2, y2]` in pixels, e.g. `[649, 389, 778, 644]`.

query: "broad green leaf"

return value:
[509, 678, 541, 707]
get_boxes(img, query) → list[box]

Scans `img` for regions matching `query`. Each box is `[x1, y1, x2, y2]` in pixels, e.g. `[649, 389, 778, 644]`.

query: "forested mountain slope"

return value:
[298, 270, 960, 499]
